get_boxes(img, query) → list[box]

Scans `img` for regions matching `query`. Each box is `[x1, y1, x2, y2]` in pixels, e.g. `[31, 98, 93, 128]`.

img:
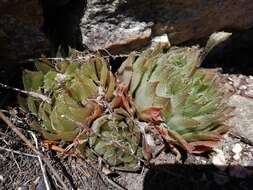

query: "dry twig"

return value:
[29, 131, 50, 190]
[0, 83, 51, 104]
[0, 147, 37, 158]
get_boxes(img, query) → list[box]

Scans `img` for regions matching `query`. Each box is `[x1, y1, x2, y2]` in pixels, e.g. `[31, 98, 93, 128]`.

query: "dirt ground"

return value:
[0, 123, 253, 190]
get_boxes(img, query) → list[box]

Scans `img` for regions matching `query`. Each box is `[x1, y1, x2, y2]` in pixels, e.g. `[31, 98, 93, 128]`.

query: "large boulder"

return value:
[81, 0, 253, 53]
[0, 0, 47, 62]
[0, 0, 47, 106]
[2, 0, 253, 58]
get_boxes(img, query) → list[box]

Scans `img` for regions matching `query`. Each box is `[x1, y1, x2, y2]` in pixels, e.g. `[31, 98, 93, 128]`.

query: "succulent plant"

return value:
[118, 45, 233, 153]
[88, 108, 142, 168]
[20, 54, 116, 141]
[20, 52, 145, 169]
[20, 33, 233, 168]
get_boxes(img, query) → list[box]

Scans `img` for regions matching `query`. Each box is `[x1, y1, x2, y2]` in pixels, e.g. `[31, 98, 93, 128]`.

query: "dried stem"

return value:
[0, 147, 37, 158]
[29, 131, 50, 190]
[0, 83, 51, 104]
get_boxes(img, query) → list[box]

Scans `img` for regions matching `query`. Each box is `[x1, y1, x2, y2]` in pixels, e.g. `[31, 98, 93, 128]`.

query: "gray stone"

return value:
[228, 95, 253, 144]
[80, 0, 253, 53]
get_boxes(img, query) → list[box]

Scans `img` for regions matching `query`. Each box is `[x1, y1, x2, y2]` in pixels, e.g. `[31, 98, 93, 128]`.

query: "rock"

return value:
[3, 0, 253, 59]
[232, 143, 243, 155]
[0, 174, 3, 182]
[0, 0, 47, 62]
[0, 0, 48, 106]
[151, 34, 170, 48]
[232, 154, 240, 161]
[212, 149, 227, 170]
[80, 0, 253, 53]
[243, 90, 253, 99]
[232, 143, 243, 161]
[228, 95, 253, 144]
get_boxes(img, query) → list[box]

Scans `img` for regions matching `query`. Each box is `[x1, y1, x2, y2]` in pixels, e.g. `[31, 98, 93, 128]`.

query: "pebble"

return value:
[244, 90, 253, 98]
[246, 78, 253, 84]
[233, 154, 240, 160]
[212, 149, 226, 170]
[152, 34, 169, 43]
[0, 175, 3, 181]
[232, 80, 240, 88]
[239, 85, 247, 90]
[228, 77, 233, 81]
[232, 143, 243, 154]
[238, 75, 244, 79]
[232, 143, 243, 161]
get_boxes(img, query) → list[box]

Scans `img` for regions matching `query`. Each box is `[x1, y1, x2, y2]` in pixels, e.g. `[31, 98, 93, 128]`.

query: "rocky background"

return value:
[0, 0, 46, 63]
[1, 0, 253, 59]
[81, 0, 253, 53]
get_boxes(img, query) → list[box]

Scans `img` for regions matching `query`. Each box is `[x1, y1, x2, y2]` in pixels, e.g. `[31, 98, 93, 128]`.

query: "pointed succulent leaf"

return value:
[205, 32, 232, 53]
[22, 70, 43, 91]
[35, 60, 54, 74]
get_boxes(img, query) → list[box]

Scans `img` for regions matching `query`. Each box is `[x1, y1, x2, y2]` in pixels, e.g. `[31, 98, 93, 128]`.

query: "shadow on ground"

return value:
[143, 164, 253, 190]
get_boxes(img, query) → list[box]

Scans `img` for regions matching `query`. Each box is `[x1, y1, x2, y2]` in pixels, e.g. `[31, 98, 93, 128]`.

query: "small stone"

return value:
[244, 90, 253, 98]
[238, 75, 244, 79]
[151, 34, 170, 48]
[102, 167, 112, 175]
[55, 73, 66, 83]
[239, 85, 247, 90]
[17, 187, 28, 190]
[228, 95, 253, 144]
[224, 83, 235, 92]
[248, 84, 253, 89]
[233, 154, 240, 160]
[232, 143, 243, 154]
[228, 77, 233, 81]
[246, 77, 253, 83]
[152, 34, 169, 44]
[248, 160, 253, 167]
[0, 175, 4, 181]
[233, 79, 241, 88]
[212, 149, 227, 170]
